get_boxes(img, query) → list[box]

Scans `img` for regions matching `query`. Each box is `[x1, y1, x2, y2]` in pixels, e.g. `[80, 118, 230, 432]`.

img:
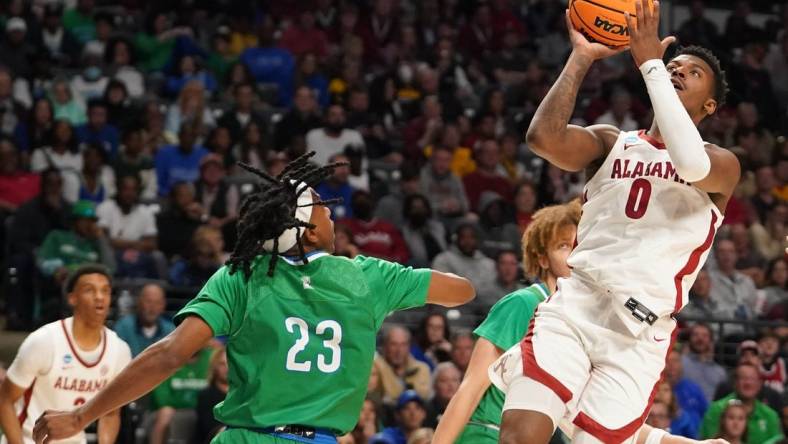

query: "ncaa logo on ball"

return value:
[63, 354, 72, 364]
[594, 16, 628, 36]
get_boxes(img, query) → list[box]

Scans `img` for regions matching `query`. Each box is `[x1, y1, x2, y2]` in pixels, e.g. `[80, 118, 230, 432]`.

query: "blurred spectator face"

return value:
[475, 5, 492, 25]
[451, 335, 473, 371]
[106, 84, 127, 106]
[646, 401, 671, 430]
[515, 184, 537, 213]
[340, 6, 358, 29]
[502, 29, 520, 50]
[351, 191, 374, 220]
[294, 87, 316, 114]
[398, 401, 426, 432]
[477, 140, 501, 170]
[456, 226, 478, 256]
[405, 196, 430, 227]
[210, 127, 232, 154]
[235, 84, 255, 111]
[434, 365, 461, 401]
[349, 90, 369, 113]
[737, 102, 758, 128]
[688, 324, 713, 355]
[374, 0, 393, 17]
[0, 70, 12, 98]
[54, 120, 73, 146]
[244, 122, 262, 146]
[425, 314, 446, 345]
[83, 146, 104, 174]
[430, 148, 452, 176]
[664, 350, 683, 383]
[116, 176, 140, 209]
[326, 105, 346, 131]
[112, 41, 131, 66]
[768, 259, 787, 287]
[497, 252, 519, 285]
[654, 380, 674, 407]
[754, 166, 776, 193]
[74, 214, 98, 238]
[33, 99, 54, 126]
[123, 130, 143, 156]
[611, 91, 632, 119]
[201, 161, 225, 187]
[734, 364, 761, 401]
[0, 141, 19, 174]
[729, 224, 749, 251]
[42, 170, 64, 206]
[488, 91, 505, 115]
[422, 96, 441, 120]
[501, 135, 519, 160]
[720, 404, 747, 440]
[299, 10, 316, 29]
[441, 125, 461, 148]
[383, 327, 411, 368]
[44, 9, 62, 31]
[179, 125, 198, 151]
[179, 56, 197, 76]
[138, 284, 166, 326]
[401, 173, 421, 196]
[172, 183, 196, 211]
[88, 105, 108, 128]
[691, 269, 711, 298]
[7, 27, 25, 45]
[714, 239, 737, 272]
[758, 335, 780, 361]
[96, 17, 112, 42]
[52, 81, 71, 105]
[478, 116, 496, 139]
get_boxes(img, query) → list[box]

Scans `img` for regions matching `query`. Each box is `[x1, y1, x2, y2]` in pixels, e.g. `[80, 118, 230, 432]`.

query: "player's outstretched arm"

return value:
[0, 379, 27, 444]
[32, 316, 214, 444]
[525, 10, 624, 172]
[426, 271, 475, 307]
[433, 337, 500, 444]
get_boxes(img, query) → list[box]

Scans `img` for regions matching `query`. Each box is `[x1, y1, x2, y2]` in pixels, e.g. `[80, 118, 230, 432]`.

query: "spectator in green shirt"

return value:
[36, 200, 116, 285]
[700, 363, 783, 443]
[62, 0, 96, 45]
[149, 347, 212, 444]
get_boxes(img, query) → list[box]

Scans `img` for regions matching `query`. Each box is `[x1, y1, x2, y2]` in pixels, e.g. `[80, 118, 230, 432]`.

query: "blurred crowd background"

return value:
[0, 0, 784, 443]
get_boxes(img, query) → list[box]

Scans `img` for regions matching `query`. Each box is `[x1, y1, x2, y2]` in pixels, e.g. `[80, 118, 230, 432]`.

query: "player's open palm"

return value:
[565, 9, 627, 61]
[33, 410, 83, 444]
[624, 0, 676, 66]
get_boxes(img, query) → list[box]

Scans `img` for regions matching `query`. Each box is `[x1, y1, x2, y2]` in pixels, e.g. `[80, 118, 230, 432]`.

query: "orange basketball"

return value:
[569, 0, 652, 48]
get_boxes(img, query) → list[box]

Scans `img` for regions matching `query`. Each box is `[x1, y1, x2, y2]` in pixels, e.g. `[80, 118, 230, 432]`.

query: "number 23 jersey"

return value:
[175, 253, 431, 435]
[567, 130, 722, 335]
[3, 317, 132, 444]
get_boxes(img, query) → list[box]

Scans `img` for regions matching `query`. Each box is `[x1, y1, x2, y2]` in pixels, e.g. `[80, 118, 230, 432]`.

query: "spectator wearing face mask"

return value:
[401, 194, 446, 268]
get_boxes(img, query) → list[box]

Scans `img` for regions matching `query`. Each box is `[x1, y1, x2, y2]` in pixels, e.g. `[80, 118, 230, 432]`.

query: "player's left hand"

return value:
[33, 409, 84, 444]
[624, 0, 676, 67]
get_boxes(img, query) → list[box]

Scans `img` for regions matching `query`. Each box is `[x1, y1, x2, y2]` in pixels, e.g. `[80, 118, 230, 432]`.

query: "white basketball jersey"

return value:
[4, 318, 130, 444]
[567, 130, 722, 335]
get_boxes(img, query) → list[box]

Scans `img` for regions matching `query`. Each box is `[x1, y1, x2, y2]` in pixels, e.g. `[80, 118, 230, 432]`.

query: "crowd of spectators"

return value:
[0, 0, 785, 443]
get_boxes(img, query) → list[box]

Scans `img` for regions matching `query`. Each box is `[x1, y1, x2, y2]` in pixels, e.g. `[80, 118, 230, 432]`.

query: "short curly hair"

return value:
[522, 200, 582, 281]
[672, 45, 729, 109]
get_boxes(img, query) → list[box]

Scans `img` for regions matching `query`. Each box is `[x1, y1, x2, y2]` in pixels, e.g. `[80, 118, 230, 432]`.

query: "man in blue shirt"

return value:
[76, 99, 120, 158]
[239, 19, 294, 107]
[314, 153, 355, 219]
[155, 123, 208, 196]
[381, 390, 428, 444]
[114, 283, 175, 357]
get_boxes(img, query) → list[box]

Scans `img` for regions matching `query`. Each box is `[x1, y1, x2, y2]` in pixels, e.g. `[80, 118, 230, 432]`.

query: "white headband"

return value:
[261, 181, 314, 253]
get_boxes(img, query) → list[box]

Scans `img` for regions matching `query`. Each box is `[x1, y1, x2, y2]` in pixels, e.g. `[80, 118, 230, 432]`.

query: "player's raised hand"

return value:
[565, 9, 627, 61]
[624, 0, 676, 66]
[33, 409, 84, 444]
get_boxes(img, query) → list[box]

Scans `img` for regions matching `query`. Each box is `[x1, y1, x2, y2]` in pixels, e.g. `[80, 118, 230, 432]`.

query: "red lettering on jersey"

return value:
[650, 162, 663, 178]
[78, 380, 86, 392]
[67, 379, 78, 391]
[611, 159, 622, 179]
[664, 162, 676, 180]
[632, 162, 644, 178]
[54, 376, 63, 389]
[622, 160, 632, 178]
[644, 162, 653, 176]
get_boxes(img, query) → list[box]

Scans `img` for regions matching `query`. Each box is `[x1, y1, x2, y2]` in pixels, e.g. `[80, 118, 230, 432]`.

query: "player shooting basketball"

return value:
[490, 1, 740, 444]
[32, 153, 475, 444]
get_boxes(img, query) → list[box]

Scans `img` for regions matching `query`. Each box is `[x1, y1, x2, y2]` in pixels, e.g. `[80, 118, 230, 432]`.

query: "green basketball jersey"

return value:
[174, 252, 431, 435]
[463, 283, 548, 436]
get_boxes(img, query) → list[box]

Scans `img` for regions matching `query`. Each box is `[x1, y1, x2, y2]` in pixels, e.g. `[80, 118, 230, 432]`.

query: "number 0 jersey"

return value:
[3, 318, 131, 444]
[175, 252, 431, 435]
[567, 130, 722, 336]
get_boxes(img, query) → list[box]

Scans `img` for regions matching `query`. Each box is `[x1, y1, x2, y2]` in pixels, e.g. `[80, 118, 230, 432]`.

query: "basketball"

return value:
[569, 0, 652, 48]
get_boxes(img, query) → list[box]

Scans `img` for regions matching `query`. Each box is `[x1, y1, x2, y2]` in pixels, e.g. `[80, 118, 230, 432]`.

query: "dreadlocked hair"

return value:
[227, 152, 346, 280]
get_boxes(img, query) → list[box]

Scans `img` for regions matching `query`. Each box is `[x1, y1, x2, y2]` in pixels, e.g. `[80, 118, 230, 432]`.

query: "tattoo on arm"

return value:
[531, 54, 593, 136]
